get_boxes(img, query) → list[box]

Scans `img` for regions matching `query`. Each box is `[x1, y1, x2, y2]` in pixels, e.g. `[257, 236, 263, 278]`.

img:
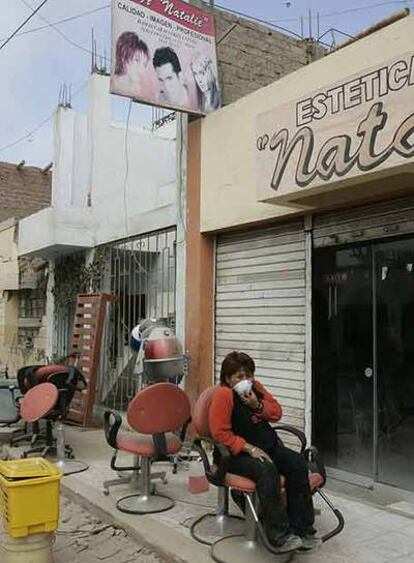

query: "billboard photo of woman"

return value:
[112, 31, 153, 99]
[191, 53, 221, 114]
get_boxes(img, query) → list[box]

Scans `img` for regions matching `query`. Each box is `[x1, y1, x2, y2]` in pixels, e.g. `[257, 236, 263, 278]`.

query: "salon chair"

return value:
[10, 364, 69, 448]
[191, 387, 345, 562]
[104, 382, 191, 514]
[19, 367, 89, 475]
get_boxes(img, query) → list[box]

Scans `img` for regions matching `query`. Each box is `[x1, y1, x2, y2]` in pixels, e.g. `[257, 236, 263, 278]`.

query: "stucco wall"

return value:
[200, 15, 414, 232]
[19, 74, 177, 256]
[87, 76, 177, 245]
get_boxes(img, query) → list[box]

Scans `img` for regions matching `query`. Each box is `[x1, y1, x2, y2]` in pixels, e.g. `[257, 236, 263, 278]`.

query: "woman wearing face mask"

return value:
[209, 351, 317, 553]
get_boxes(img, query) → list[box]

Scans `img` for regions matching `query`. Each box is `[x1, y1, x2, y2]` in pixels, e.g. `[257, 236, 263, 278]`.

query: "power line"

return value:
[19, 0, 110, 62]
[316, 1, 412, 19]
[0, 5, 110, 43]
[0, 80, 88, 153]
[0, 0, 50, 52]
[122, 100, 133, 237]
[216, 0, 411, 26]
[214, 3, 303, 39]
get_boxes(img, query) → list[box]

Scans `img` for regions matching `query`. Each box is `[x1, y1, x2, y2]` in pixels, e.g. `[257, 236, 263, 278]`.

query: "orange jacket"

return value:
[209, 380, 283, 456]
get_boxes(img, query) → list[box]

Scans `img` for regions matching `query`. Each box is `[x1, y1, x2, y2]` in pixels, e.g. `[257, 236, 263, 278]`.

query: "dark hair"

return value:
[153, 47, 181, 75]
[220, 351, 256, 385]
[115, 32, 149, 75]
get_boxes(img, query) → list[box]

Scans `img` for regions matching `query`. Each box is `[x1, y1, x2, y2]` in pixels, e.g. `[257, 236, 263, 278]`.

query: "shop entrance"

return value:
[313, 237, 414, 490]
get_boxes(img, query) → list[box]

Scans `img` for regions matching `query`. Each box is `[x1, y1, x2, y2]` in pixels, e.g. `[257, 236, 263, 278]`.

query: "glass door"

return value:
[313, 236, 414, 490]
[313, 244, 374, 477]
[375, 239, 414, 490]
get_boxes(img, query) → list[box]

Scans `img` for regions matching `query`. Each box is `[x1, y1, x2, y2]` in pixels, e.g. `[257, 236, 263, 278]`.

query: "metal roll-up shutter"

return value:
[215, 220, 306, 430]
[313, 195, 414, 248]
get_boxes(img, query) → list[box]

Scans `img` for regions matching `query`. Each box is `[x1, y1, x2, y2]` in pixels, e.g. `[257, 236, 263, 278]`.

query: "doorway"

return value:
[313, 237, 414, 490]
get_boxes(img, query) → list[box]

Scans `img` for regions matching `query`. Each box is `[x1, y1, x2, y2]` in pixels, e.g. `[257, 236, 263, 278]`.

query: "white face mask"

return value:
[233, 379, 253, 396]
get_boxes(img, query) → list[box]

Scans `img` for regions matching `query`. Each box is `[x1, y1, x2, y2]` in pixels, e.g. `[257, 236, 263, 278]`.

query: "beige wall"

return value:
[0, 219, 48, 374]
[0, 220, 19, 291]
[200, 15, 414, 232]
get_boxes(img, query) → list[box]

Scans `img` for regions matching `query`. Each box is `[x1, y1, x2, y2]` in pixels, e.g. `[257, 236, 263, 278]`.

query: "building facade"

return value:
[0, 163, 51, 374]
[17, 3, 317, 411]
[186, 14, 414, 492]
[18, 73, 178, 410]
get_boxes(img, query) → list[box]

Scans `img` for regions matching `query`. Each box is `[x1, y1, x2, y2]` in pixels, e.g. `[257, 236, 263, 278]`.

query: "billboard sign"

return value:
[111, 0, 221, 115]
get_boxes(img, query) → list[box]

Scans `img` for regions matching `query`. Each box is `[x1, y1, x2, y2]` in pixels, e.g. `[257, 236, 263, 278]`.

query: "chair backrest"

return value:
[192, 386, 217, 439]
[17, 364, 68, 393]
[35, 364, 68, 379]
[0, 386, 19, 424]
[127, 382, 191, 435]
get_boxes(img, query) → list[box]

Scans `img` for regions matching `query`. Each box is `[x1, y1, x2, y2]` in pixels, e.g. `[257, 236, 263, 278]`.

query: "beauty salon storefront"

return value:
[188, 13, 414, 492]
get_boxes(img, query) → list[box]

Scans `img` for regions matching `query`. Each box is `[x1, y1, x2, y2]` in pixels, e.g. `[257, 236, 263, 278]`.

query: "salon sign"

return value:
[111, 0, 220, 115]
[256, 51, 414, 205]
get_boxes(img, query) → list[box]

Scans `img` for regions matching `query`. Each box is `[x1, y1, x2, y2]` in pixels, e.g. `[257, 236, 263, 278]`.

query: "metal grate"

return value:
[96, 227, 177, 412]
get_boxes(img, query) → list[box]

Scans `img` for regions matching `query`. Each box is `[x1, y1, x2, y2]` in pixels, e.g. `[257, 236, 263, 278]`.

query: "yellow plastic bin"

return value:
[0, 458, 62, 538]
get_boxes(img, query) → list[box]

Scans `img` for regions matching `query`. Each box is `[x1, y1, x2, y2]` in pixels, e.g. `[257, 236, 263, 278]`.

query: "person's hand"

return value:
[240, 391, 260, 410]
[249, 446, 271, 462]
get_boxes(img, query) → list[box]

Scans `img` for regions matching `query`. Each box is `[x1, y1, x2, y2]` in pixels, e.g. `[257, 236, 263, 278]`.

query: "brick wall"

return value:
[0, 162, 51, 223]
[190, 1, 325, 105]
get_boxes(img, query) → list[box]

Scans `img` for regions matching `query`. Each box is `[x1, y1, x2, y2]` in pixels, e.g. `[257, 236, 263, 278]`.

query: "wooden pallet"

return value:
[66, 293, 114, 426]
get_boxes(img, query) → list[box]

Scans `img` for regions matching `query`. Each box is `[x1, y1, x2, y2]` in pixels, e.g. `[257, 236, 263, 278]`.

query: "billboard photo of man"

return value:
[153, 47, 190, 109]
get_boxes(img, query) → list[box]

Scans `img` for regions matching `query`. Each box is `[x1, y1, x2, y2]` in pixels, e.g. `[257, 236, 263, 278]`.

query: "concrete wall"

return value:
[19, 73, 177, 257]
[87, 76, 177, 245]
[200, 15, 414, 232]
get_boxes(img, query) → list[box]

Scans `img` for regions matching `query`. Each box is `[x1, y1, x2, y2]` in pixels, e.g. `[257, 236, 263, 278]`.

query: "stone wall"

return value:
[190, 1, 325, 105]
[0, 162, 51, 223]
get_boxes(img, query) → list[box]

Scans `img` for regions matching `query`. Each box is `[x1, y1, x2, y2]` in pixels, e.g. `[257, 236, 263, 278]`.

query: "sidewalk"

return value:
[4, 426, 414, 563]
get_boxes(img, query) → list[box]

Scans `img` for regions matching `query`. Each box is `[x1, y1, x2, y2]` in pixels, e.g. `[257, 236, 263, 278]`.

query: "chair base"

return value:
[103, 476, 133, 496]
[55, 459, 89, 476]
[211, 535, 294, 563]
[191, 513, 245, 546]
[116, 493, 174, 514]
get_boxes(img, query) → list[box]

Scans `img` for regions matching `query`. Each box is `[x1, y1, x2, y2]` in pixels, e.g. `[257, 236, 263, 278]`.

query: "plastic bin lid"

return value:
[0, 457, 61, 480]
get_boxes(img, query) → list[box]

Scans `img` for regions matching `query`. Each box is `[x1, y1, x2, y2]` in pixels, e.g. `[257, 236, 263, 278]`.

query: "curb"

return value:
[61, 474, 212, 563]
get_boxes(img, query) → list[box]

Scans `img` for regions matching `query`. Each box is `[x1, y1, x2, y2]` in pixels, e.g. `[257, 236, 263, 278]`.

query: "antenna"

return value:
[308, 9, 312, 39]
[91, 28, 95, 72]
